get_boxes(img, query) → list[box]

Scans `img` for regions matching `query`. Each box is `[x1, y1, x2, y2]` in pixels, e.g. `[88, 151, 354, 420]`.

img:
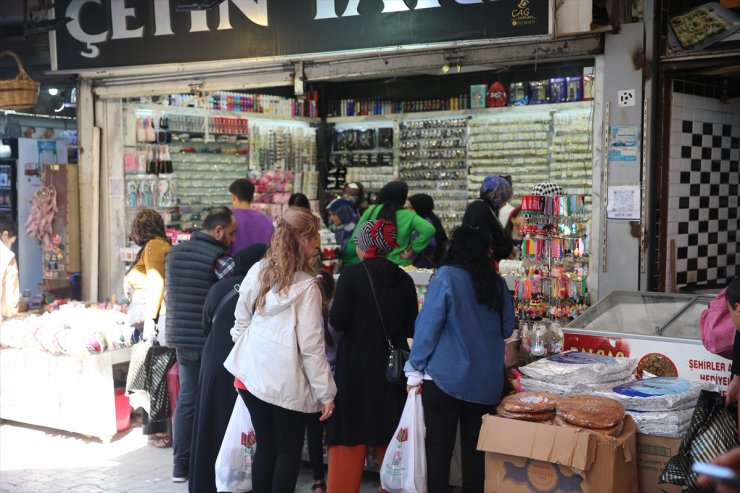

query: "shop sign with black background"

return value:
[52, 0, 550, 71]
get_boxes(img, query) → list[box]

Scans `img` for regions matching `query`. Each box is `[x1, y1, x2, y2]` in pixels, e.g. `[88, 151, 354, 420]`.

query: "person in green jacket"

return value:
[342, 181, 436, 268]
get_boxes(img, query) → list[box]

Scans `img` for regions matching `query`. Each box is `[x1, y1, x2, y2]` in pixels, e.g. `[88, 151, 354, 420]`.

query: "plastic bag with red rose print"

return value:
[380, 390, 427, 493]
[215, 396, 256, 493]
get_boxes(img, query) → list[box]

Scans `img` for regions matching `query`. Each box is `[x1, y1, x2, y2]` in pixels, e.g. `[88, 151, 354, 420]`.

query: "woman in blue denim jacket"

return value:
[405, 225, 515, 493]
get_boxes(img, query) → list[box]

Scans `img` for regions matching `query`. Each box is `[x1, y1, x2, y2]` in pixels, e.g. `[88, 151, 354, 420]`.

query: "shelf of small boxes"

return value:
[467, 102, 593, 210]
[326, 123, 396, 197]
[398, 117, 469, 233]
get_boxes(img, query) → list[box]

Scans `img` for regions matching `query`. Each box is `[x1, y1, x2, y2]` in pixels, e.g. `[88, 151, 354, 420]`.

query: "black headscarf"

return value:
[233, 243, 268, 276]
[376, 181, 408, 227]
[409, 194, 448, 264]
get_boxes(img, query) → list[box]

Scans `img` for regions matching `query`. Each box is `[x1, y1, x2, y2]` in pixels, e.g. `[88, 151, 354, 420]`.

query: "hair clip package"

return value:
[528, 80, 551, 105]
[550, 78, 567, 104]
[566, 76, 583, 101]
[509, 82, 528, 106]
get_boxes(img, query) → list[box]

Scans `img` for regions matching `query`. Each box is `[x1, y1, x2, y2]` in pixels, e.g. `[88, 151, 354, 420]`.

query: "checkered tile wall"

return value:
[667, 93, 739, 289]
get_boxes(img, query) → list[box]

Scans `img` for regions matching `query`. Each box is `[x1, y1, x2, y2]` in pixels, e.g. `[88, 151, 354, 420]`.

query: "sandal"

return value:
[148, 434, 172, 448]
[311, 480, 326, 493]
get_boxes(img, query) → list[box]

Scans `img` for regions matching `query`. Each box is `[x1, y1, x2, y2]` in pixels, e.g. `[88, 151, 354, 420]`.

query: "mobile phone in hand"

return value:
[693, 462, 740, 488]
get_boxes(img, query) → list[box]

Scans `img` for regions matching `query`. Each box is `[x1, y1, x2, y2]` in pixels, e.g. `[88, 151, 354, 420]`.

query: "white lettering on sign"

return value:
[64, 0, 269, 58]
[66, 0, 108, 58]
[313, 0, 482, 20]
[217, 0, 268, 30]
[110, 1, 143, 40]
[153, 0, 174, 36]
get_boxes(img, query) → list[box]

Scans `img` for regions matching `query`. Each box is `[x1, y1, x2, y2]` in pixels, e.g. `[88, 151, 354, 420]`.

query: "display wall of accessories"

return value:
[513, 194, 590, 322]
[250, 125, 316, 173]
[398, 117, 469, 233]
[467, 104, 593, 215]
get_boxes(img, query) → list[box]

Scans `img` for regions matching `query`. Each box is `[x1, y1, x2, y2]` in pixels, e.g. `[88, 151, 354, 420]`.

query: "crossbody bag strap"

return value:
[362, 261, 394, 350]
[211, 284, 241, 329]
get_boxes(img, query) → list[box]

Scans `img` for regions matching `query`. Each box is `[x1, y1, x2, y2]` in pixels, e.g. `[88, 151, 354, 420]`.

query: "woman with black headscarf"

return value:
[188, 243, 268, 493]
[408, 193, 448, 268]
[462, 175, 515, 263]
[342, 181, 435, 268]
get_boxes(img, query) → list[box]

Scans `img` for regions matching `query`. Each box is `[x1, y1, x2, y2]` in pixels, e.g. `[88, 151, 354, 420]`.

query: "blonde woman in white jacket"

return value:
[225, 206, 336, 493]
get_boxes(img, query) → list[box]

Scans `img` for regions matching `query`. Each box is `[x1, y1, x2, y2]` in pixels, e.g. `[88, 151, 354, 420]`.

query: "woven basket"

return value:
[0, 51, 40, 110]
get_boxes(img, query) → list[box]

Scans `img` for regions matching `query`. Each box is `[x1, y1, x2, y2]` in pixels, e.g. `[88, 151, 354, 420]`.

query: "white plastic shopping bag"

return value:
[215, 396, 256, 492]
[380, 390, 427, 493]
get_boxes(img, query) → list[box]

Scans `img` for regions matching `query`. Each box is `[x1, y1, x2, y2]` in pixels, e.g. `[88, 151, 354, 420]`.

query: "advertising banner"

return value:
[52, 0, 550, 71]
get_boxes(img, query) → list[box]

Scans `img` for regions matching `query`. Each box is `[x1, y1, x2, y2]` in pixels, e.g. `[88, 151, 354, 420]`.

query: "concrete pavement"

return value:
[0, 417, 381, 493]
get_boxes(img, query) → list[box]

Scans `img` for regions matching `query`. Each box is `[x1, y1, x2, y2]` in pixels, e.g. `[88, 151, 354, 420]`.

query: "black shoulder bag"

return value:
[362, 261, 409, 384]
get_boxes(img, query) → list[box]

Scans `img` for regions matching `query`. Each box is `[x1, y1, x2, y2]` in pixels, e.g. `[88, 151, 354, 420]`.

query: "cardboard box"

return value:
[636, 433, 683, 493]
[477, 415, 639, 493]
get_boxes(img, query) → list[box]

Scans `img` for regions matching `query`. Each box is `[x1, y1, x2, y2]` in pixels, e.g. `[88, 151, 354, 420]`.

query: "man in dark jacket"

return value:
[164, 206, 236, 483]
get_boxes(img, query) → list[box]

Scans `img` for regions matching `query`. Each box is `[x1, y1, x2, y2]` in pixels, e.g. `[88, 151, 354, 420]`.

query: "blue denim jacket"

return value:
[406, 266, 515, 405]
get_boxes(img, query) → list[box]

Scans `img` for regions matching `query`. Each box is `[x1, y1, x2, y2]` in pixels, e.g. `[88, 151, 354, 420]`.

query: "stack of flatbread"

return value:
[496, 391, 559, 422]
[554, 394, 625, 437]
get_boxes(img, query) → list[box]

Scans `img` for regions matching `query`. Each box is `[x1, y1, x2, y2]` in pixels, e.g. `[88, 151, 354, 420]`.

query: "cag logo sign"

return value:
[511, 0, 535, 26]
[512, 0, 530, 18]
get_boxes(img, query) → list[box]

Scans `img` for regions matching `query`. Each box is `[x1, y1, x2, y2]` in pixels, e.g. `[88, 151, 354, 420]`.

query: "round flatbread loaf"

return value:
[553, 415, 624, 437]
[496, 405, 555, 422]
[556, 395, 625, 429]
[500, 391, 558, 413]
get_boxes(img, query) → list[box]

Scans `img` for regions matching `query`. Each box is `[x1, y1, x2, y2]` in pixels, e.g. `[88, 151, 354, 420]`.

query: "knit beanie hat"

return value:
[355, 219, 398, 258]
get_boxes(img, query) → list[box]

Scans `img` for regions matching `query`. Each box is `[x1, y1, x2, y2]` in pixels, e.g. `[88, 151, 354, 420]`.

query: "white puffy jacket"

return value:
[225, 261, 336, 413]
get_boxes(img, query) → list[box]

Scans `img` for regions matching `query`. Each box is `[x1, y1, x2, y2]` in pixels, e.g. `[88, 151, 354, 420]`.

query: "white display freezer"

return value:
[563, 290, 731, 393]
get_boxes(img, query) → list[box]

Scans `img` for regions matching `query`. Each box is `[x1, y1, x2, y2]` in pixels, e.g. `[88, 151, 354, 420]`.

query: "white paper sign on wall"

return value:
[618, 89, 636, 107]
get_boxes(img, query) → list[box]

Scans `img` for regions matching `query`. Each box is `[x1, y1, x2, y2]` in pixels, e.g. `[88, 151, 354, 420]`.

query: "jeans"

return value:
[422, 380, 496, 493]
[239, 389, 307, 493]
[173, 348, 202, 473]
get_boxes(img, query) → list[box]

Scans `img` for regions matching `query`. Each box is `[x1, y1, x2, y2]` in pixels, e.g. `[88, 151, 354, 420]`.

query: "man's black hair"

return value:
[229, 179, 255, 202]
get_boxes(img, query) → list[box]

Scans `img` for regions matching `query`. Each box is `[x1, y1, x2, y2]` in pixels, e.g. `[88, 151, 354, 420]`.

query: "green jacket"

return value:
[342, 205, 436, 268]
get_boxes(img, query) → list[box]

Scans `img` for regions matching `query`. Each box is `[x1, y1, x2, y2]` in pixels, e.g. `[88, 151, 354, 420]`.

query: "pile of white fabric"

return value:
[595, 377, 708, 438]
[519, 350, 637, 395]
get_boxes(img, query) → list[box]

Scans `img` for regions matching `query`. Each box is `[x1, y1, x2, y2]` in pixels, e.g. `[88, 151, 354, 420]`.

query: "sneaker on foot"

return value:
[172, 465, 188, 483]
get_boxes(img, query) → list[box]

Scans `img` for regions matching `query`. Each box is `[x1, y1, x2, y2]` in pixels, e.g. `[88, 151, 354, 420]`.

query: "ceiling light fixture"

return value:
[441, 64, 451, 75]
[175, 0, 226, 12]
[48, 88, 59, 96]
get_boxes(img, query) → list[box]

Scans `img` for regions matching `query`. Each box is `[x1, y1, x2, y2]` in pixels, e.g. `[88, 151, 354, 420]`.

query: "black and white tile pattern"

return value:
[667, 93, 739, 288]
